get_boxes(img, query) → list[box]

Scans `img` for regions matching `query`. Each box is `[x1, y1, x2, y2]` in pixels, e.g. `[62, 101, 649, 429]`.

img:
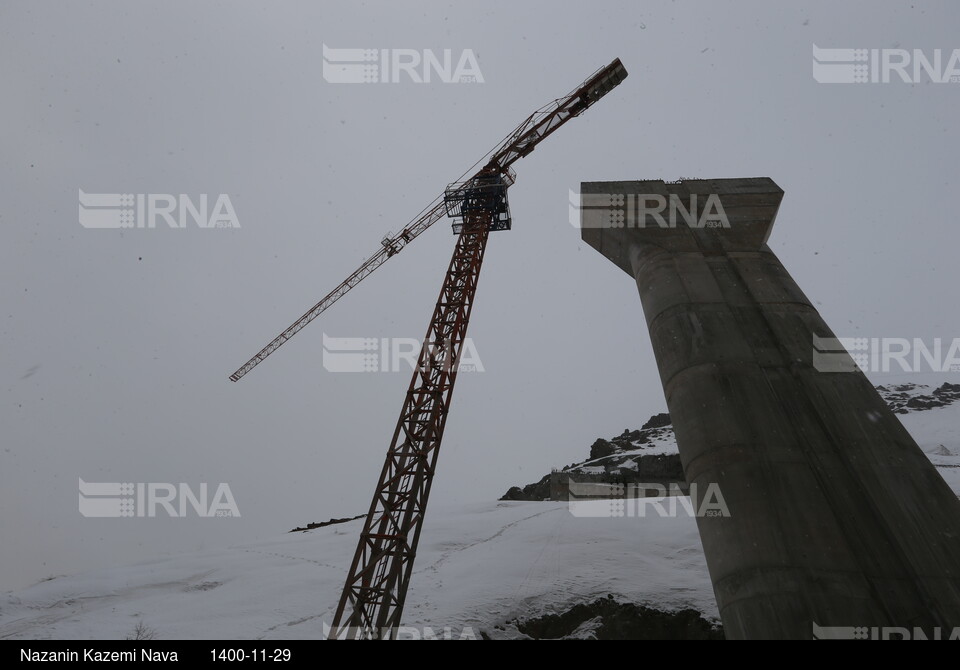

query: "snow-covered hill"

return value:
[2, 383, 957, 640]
[503, 383, 960, 500]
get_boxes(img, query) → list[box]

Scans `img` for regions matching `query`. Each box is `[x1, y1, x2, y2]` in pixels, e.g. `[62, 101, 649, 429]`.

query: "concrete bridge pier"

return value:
[579, 177, 960, 639]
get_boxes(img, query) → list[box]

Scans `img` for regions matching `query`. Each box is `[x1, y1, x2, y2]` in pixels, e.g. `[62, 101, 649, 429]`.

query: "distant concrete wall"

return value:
[580, 177, 960, 639]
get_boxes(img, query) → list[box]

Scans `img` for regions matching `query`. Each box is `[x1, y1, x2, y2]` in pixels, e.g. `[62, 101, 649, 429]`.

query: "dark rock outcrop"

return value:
[500, 475, 552, 501]
[289, 514, 364, 533]
[878, 382, 960, 414]
[514, 596, 723, 640]
[642, 413, 671, 430]
[589, 438, 617, 460]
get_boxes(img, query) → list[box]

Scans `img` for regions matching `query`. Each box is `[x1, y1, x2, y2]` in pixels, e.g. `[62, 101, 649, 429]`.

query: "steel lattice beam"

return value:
[328, 208, 492, 640]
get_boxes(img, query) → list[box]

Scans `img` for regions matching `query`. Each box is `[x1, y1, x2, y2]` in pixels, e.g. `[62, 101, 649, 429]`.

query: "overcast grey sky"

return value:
[2, 1, 958, 591]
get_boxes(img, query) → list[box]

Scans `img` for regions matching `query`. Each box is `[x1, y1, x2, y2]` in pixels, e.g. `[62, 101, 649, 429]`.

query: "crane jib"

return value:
[228, 57, 626, 386]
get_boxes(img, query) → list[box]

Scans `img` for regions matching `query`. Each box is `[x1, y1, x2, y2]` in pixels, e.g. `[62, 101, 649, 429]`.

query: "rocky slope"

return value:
[502, 382, 960, 501]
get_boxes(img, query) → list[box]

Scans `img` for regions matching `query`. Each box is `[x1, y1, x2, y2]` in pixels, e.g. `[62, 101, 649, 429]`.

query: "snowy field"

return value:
[0, 502, 713, 640]
[2, 392, 957, 640]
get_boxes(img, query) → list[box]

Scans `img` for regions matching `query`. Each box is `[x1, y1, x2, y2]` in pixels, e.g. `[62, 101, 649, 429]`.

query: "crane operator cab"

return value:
[444, 169, 515, 234]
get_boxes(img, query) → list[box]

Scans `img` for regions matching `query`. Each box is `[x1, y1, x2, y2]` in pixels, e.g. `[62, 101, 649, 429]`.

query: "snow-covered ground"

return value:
[898, 400, 960, 495]
[2, 384, 957, 640]
[0, 502, 713, 640]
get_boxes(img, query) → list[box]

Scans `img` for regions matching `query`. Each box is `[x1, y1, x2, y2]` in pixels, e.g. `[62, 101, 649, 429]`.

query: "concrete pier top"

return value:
[580, 177, 784, 275]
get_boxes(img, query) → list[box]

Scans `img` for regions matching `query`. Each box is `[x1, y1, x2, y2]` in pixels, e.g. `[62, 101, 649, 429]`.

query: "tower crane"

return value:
[229, 58, 628, 639]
